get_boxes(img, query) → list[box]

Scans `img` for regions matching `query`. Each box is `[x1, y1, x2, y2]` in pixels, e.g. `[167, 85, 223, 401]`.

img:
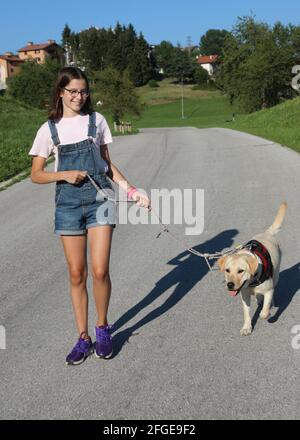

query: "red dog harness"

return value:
[244, 240, 273, 287]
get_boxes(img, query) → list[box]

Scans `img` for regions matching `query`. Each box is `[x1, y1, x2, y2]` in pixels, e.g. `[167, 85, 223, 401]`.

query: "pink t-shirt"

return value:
[29, 112, 112, 172]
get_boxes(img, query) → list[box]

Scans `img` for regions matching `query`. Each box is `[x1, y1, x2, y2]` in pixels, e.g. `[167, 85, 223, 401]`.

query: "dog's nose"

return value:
[227, 282, 235, 290]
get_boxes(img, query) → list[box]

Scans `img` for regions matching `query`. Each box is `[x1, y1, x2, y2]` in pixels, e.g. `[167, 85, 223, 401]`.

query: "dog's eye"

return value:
[238, 269, 244, 274]
[226, 269, 230, 273]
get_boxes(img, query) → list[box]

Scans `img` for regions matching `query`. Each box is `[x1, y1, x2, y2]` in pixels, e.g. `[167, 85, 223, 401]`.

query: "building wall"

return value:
[0, 58, 24, 90]
[200, 63, 214, 76]
[18, 49, 47, 64]
[0, 59, 7, 89]
[19, 44, 62, 65]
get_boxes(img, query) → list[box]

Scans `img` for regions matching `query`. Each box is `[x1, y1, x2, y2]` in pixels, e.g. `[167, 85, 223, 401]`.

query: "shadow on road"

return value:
[251, 262, 300, 330]
[111, 229, 238, 357]
[269, 262, 300, 323]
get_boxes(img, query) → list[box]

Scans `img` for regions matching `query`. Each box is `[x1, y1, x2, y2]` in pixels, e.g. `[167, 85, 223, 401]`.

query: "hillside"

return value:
[134, 79, 300, 152]
[0, 96, 46, 181]
[227, 96, 300, 152]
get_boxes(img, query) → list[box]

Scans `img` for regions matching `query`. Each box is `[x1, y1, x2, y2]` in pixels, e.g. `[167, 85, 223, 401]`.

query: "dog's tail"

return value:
[266, 202, 288, 235]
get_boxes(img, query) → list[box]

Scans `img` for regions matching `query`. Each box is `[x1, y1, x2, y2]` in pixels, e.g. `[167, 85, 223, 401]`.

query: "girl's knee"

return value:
[68, 267, 87, 286]
[92, 267, 110, 282]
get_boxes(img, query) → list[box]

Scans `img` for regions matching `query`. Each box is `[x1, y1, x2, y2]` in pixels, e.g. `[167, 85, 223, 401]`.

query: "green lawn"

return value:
[133, 95, 237, 129]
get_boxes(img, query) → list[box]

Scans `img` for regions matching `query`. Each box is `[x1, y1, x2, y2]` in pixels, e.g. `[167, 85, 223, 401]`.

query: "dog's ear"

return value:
[218, 256, 227, 272]
[247, 255, 259, 275]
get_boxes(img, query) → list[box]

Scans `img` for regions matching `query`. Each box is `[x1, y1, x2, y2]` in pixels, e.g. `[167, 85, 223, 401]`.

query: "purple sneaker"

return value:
[94, 325, 113, 359]
[66, 333, 94, 366]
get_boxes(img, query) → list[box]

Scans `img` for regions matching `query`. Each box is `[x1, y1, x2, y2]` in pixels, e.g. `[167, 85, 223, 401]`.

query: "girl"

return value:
[29, 67, 150, 365]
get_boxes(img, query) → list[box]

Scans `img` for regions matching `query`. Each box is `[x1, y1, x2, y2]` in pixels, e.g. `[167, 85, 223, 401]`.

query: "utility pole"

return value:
[186, 36, 192, 55]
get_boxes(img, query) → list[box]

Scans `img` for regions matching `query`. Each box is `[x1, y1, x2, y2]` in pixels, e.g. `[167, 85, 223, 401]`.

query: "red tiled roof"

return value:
[0, 54, 24, 62]
[18, 42, 58, 52]
[197, 55, 219, 64]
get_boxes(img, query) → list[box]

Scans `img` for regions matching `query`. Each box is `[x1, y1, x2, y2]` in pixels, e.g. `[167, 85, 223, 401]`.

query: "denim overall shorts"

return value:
[48, 112, 117, 235]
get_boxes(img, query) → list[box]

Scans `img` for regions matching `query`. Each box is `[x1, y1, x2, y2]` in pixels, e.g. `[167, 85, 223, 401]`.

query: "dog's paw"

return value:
[240, 326, 252, 336]
[259, 310, 271, 320]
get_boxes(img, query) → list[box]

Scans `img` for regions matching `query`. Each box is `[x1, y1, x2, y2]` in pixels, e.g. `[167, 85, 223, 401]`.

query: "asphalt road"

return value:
[0, 127, 299, 420]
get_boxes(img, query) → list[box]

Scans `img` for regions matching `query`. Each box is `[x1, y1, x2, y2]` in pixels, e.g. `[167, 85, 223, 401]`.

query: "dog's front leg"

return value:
[260, 289, 273, 320]
[240, 290, 252, 336]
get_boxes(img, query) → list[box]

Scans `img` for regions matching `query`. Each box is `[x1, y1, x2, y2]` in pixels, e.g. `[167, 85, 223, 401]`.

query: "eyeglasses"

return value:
[63, 88, 89, 98]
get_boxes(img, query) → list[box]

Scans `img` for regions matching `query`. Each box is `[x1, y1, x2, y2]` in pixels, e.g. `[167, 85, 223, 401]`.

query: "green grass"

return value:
[224, 97, 300, 152]
[132, 78, 300, 152]
[0, 95, 46, 182]
[1, 78, 299, 184]
[133, 95, 237, 129]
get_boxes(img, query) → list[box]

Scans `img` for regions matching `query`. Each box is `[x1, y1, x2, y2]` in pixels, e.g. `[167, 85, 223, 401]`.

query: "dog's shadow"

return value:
[111, 229, 238, 357]
[251, 262, 300, 329]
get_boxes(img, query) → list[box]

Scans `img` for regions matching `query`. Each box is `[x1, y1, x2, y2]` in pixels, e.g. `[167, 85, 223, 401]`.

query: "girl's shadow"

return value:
[111, 229, 238, 357]
[251, 262, 300, 329]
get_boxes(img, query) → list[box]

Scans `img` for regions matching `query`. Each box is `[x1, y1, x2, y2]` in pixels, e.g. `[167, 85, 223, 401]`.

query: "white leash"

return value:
[149, 207, 242, 272]
[87, 173, 242, 272]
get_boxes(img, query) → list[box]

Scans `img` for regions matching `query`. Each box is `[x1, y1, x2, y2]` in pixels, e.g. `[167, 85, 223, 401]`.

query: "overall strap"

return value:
[48, 120, 61, 146]
[88, 112, 97, 138]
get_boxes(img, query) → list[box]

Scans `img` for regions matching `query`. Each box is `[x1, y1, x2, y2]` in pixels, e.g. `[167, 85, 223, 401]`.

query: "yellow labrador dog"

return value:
[218, 202, 287, 336]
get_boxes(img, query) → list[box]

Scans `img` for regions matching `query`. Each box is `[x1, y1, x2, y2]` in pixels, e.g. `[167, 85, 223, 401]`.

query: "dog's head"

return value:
[217, 253, 258, 296]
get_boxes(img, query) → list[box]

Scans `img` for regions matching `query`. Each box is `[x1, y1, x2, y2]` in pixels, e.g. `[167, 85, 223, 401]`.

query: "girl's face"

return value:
[60, 79, 89, 117]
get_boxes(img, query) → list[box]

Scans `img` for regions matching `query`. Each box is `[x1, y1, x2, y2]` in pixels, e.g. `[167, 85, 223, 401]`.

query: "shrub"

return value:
[7, 58, 61, 109]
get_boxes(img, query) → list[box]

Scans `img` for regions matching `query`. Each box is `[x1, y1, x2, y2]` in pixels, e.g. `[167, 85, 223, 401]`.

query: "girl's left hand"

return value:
[131, 190, 151, 211]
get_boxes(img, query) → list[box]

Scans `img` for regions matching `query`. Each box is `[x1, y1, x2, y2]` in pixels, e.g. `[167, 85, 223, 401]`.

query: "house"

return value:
[0, 39, 63, 91]
[197, 54, 219, 76]
[18, 39, 62, 64]
[0, 52, 24, 90]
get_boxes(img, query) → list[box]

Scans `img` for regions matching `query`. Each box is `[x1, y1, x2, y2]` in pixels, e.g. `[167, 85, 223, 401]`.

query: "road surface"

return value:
[0, 127, 299, 419]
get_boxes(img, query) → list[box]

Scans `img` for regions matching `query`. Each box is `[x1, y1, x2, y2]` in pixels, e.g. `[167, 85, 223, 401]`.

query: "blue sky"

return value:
[1, 0, 300, 54]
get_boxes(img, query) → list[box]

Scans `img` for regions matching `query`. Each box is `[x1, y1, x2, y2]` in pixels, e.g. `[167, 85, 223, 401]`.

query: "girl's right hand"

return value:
[62, 170, 87, 184]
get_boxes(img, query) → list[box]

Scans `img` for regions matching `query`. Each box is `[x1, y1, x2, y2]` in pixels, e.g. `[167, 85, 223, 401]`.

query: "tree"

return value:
[93, 67, 142, 123]
[153, 41, 176, 76]
[168, 48, 197, 82]
[62, 24, 80, 67]
[7, 58, 61, 109]
[62, 24, 72, 47]
[194, 65, 210, 85]
[128, 34, 155, 86]
[217, 17, 298, 112]
[199, 29, 230, 55]
[77, 27, 105, 70]
[62, 23, 156, 86]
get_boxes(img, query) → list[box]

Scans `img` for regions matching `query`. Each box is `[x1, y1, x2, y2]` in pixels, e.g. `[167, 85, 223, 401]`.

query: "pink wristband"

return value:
[127, 187, 137, 200]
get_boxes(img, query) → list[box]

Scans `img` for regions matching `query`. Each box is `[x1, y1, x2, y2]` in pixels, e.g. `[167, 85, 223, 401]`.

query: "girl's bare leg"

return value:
[60, 235, 89, 337]
[87, 226, 114, 327]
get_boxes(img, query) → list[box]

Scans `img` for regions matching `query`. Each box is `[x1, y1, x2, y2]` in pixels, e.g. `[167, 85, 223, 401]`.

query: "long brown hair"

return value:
[48, 67, 93, 120]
